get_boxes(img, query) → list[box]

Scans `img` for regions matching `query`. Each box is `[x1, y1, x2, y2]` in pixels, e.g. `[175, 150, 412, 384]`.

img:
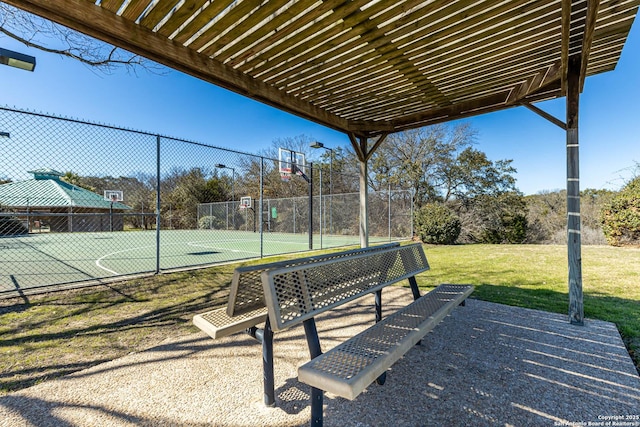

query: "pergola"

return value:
[6, 0, 639, 324]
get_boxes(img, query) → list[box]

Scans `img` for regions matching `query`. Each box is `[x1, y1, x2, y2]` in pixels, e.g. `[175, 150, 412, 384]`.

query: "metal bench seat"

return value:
[298, 284, 474, 400]
[193, 306, 267, 339]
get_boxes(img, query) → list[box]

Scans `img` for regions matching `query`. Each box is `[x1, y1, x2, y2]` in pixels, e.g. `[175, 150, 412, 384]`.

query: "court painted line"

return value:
[95, 246, 150, 275]
[95, 241, 261, 275]
[187, 241, 260, 254]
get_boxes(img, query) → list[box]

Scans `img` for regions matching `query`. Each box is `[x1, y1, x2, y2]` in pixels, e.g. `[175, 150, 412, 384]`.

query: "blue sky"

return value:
[1, 18, 639, 195]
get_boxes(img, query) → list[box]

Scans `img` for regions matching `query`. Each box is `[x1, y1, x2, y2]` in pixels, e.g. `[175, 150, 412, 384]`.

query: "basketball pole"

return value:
[291, 160, 313, 250]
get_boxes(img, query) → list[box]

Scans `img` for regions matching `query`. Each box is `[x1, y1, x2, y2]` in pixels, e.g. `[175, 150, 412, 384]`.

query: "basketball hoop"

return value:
[104, 190, 123, 202]
[278, 147, 305, 182]
[239, 196, 252, 209]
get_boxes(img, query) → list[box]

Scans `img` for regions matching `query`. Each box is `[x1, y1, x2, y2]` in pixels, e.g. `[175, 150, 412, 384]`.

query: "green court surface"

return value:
[0, 230, 393, 295]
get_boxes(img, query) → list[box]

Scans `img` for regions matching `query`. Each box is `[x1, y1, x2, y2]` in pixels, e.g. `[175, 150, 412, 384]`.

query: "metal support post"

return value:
[375, 289, 382, 322]
[408, 276, 421, 300]
[319, 168, 323, 249]
[247, 318, 276, 407]
[303, 319, 323, 426]
[260, 157, 264, 258]
[309, 163, 313, 250]
[374, 289, 387, 385]
[155, 135, 161, 274]
[359, 157, 368, 248]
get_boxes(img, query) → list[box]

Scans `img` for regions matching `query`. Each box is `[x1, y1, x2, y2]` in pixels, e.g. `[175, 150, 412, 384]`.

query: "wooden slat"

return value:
[100, 0, 126, 13]
[266, 0, 551, 87]
[256, 0, 495, 85]
[235, 0, 397, 74]
[121, 0, 154, 21]
[156, 0, 209, 37]
[187, 0, 269, 52]
[313, 40, 561, 113]
[282, 1, 562, 107]
[415, 14, 562, 81]
[197, 0, 294, 59]
[172, 0, 236, 45]
[139, 0, 182, 30]
[312, 51, 558, 122]
[224, 0, 353, 67]
[580, 0, 601, 90]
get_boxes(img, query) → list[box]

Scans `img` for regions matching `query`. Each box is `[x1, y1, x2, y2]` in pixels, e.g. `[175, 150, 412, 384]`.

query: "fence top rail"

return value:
[227, 242, 400, 317]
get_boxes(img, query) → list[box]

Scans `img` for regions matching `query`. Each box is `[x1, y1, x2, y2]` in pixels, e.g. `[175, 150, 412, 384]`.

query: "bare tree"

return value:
[0, 3, 162, 73]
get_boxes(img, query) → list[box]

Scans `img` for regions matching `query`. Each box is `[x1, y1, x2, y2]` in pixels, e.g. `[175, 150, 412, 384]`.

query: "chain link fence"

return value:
[0, 106, 412, 297]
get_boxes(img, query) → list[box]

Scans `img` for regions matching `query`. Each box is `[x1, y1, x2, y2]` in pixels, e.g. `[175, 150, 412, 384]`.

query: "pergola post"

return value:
[349, 133, 388, 249]
[359, 154, 369, 248]
[566, 55, 584, 325]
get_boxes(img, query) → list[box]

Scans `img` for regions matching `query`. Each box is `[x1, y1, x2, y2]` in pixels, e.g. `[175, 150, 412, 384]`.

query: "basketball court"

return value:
[0, 229, 393, 296]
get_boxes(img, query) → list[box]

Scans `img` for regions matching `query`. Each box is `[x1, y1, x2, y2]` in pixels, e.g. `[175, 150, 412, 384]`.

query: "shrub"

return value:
[414, 203, 461, 244]
[198, 215, 226, 230]
[458, 193, 527, 244]
[601, 177, 640, 246]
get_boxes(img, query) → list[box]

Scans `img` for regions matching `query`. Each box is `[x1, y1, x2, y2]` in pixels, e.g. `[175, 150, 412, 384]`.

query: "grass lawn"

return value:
[1, 244, 638, 394]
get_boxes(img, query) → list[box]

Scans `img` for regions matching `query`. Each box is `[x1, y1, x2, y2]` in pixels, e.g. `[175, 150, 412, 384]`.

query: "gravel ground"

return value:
[1, 287, 638, 427]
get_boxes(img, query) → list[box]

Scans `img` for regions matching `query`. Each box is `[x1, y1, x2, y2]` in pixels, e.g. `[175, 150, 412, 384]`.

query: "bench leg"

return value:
[262, 318, 275, 407]
[247, 319, 276, 407]
[303, 319, 324, 426]
[408, 276, 423, 346]
[408, 276, 421, 300]
[310, 386, 324, 426]
[374, 290, 387, 385]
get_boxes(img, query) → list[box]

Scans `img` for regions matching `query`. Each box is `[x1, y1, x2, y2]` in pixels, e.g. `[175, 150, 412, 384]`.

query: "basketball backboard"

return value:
[239, 196, 252, 209]
[104, 190, 123, 202]
[278, 148, 306, 176]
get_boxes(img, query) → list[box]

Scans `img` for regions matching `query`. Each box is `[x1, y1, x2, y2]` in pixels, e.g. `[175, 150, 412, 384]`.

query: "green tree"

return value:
[414, 203, 461, 244]
[161, 167, 228, 229]
[368, 124, 518, 210]
[459, 193, 527, 243]
[370, 124, 476, 207]
[443, 148, 517, 202]
[601, 176, 640, 246]
[61, 171, 95, 192]
[526, 189, 613, 244]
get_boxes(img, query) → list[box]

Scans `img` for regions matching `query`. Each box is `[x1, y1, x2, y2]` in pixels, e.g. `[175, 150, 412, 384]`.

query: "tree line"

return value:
[229, 130, 639, 246]
[43, 129, 640, 246]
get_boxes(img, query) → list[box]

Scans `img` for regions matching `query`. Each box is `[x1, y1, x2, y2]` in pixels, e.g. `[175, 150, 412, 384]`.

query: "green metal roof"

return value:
[0, 171, 131, 210]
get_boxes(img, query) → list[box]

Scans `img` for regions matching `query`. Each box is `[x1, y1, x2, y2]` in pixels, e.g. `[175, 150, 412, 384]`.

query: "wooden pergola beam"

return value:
[561, 0, 572, 95]
[3, 0, 353, 136]
[522, 103, 567, 130]
[581, 0, 602, 91]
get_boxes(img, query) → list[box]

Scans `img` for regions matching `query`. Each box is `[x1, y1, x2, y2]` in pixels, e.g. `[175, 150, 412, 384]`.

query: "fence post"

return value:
[155, 135, 161, 274]
[308, 162, 313, 250]
[388, 186, 392, 241]
[260, 157, 264, 258]
[319, 168, 323, 249]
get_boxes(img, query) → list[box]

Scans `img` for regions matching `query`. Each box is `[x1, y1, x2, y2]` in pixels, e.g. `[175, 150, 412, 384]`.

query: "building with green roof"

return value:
[0, 169, 131, 234]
